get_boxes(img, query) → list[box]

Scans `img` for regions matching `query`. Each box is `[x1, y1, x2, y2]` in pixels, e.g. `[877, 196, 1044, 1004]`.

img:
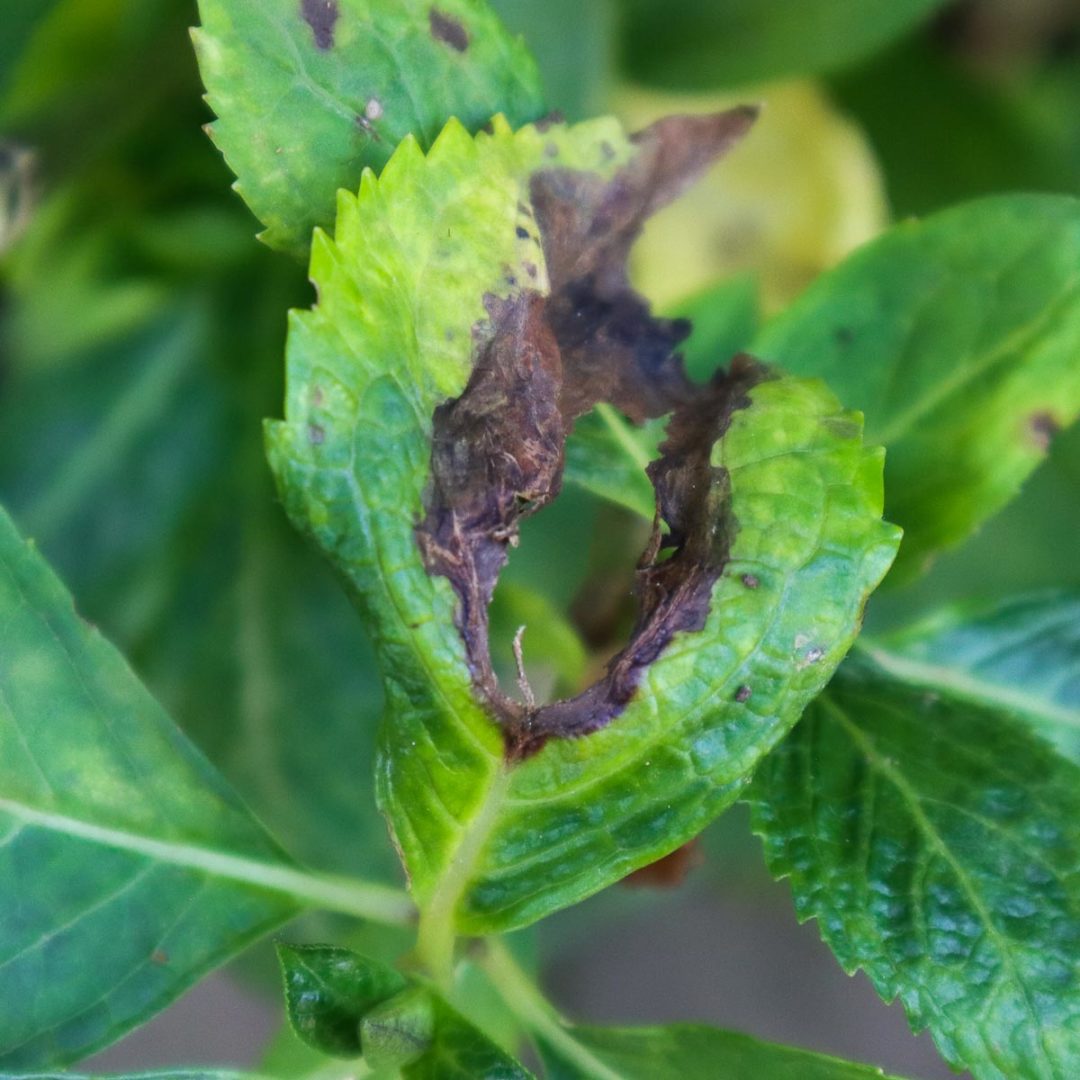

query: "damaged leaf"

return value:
[752, 194, 1080, 580]
[193, 0, 544, 256]
[267, 111, 898, 950]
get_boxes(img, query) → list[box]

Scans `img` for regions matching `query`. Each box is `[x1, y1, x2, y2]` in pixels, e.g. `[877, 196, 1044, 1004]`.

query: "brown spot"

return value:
[1028, 411, 1060, 452]
[307, 423, 325, 445]
[151, 950, 169, 965]
[741, 573, 759, 589]
[623, 840, 703, 888]
[535, 112, 565, 133]
[516, 226, 531, 240]
[301, 0, 338, 50]
[415, 109, 762, 760]
[735, 684, 752, 702]
[429, 8, 469, 51]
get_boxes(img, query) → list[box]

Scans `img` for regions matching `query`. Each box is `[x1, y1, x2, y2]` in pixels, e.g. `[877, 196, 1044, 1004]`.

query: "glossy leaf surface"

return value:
[277, 943, 406, 1058]
[872, 591, 1080, 765]
[194, 0, 545, 255]
[753, 194, 1080, 578]
[268, 115, 898, 940]
[617, 0, 948, 90]
[0, 507, 297, 1068]
[750, 653, 1080, 1080]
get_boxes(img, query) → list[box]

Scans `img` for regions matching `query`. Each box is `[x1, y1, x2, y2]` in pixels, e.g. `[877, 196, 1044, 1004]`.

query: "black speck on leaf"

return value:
[308, 423, 326, 445]
[735, 685, 753, 703]
[741, 573, 759, 589]
[429, 8, 469, 52]
[301, 0, 338, 50]
[516, 226, 530, 240]
[1028, 411, 1060, 452]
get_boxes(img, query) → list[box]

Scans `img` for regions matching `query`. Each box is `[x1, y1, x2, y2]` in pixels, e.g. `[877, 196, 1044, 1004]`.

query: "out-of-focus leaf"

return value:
[193, 0, 545, 255]
[268, 114, 897, 946]
[753, 193, 1080, 580]
[3, 1073, 260, 1079]
[0, 0, 63, 101]
[750, 653, 1080, 1080]
[0, 505, 297, 1069]
[870, 591, 1080, 764]
[619, 82, 886, 311]
[489, 581, 589, 699]
[537, 1022, 907, 1079]
[562, 408, 662, 521]
[277, 943, 406, 1058]
[617, 0, 949, 91]
[830, 39, 1080, 219]
[671, 272, 759, 382]
[489, 0, 615, 121]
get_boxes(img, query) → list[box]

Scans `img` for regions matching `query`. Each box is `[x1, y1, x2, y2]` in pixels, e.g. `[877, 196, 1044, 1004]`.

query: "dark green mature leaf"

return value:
[193, 0, 545, 256]
[0, 506, 298, 1069]
[277, 943, 407, 1058]
[750, 653, 1080, 1080]
[753, 194, 1080, 579]
[870, 591, 1080, 765]
[403, 998, 534, 1080]
[537, 1023, 906, 1079]
[0, 1, 62, 100]
[617, 0, 948, 91]
[268, 113, 898, 959]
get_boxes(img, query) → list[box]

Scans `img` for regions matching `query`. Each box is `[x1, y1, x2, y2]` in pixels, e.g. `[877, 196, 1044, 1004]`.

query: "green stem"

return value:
[480, 939, 623, 1080]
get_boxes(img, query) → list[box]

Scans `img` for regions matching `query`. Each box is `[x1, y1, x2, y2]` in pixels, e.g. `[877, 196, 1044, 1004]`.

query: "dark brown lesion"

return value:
[301, 0, 339, 50]
[429, 8, 470, 52]
[416, 110, 767, 761]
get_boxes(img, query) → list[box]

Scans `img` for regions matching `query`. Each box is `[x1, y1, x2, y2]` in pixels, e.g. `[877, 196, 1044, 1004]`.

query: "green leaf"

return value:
[869, 591, 1080, 765]
[277, 943, 407, 1058]
[193, 0, 545, 256]
[1, 1073, 260, 1080]
[749, 652, 1080, 1080]
[562, 407, 663, 521]
[752, 194, 1080, 579]
[536, 1023, 906, 1079]
[268, 112, 897, 956]
[0, 505, 296, 1068]
[617, 0, 949, 91]
[403, 997, 534, 1080]
[670, 273, 759, 384]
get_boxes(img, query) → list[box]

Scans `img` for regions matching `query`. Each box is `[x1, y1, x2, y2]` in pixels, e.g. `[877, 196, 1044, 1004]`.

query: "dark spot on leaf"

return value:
[741, 573, 759, 589]
[516, 226, 530, 240]
[535, 112, 565, 133]
[301, 0, 338, 50]
[151, 949, 169, 965]
[429, 8, 469, 51]
[523, 261, 538, 279]
[835, 326, 854, 346]
[623, 840, 703, 888]
[308, 423, 326, 445]
[1028, 411, 1060, 452]
[735, 684, 752, 702]
[416, 109, 762, 761]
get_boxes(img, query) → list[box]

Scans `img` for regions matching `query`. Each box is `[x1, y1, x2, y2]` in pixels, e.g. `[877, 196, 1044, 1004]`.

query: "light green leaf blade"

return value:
[536, 1022, 907, 1079]
[749, 653, 1080, 1080]
[617, 0, 949, 91]
[753, 194, 1080, 579]
[869, 591, 1080, 765]
[0, 506, 300, 1068]
[193, 0, 545, 256]
[268, 113, 898, 945]
[3, 1073, 259, 1080]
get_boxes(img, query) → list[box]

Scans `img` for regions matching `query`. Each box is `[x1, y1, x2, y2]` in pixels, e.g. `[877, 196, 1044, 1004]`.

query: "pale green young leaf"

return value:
[752, 194, 1080, 580]
[193, 0, 545, 256]
[267, 115, 898, 946]
[750, 653, 1080, 1080]
[870, 591, 1080, 765]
